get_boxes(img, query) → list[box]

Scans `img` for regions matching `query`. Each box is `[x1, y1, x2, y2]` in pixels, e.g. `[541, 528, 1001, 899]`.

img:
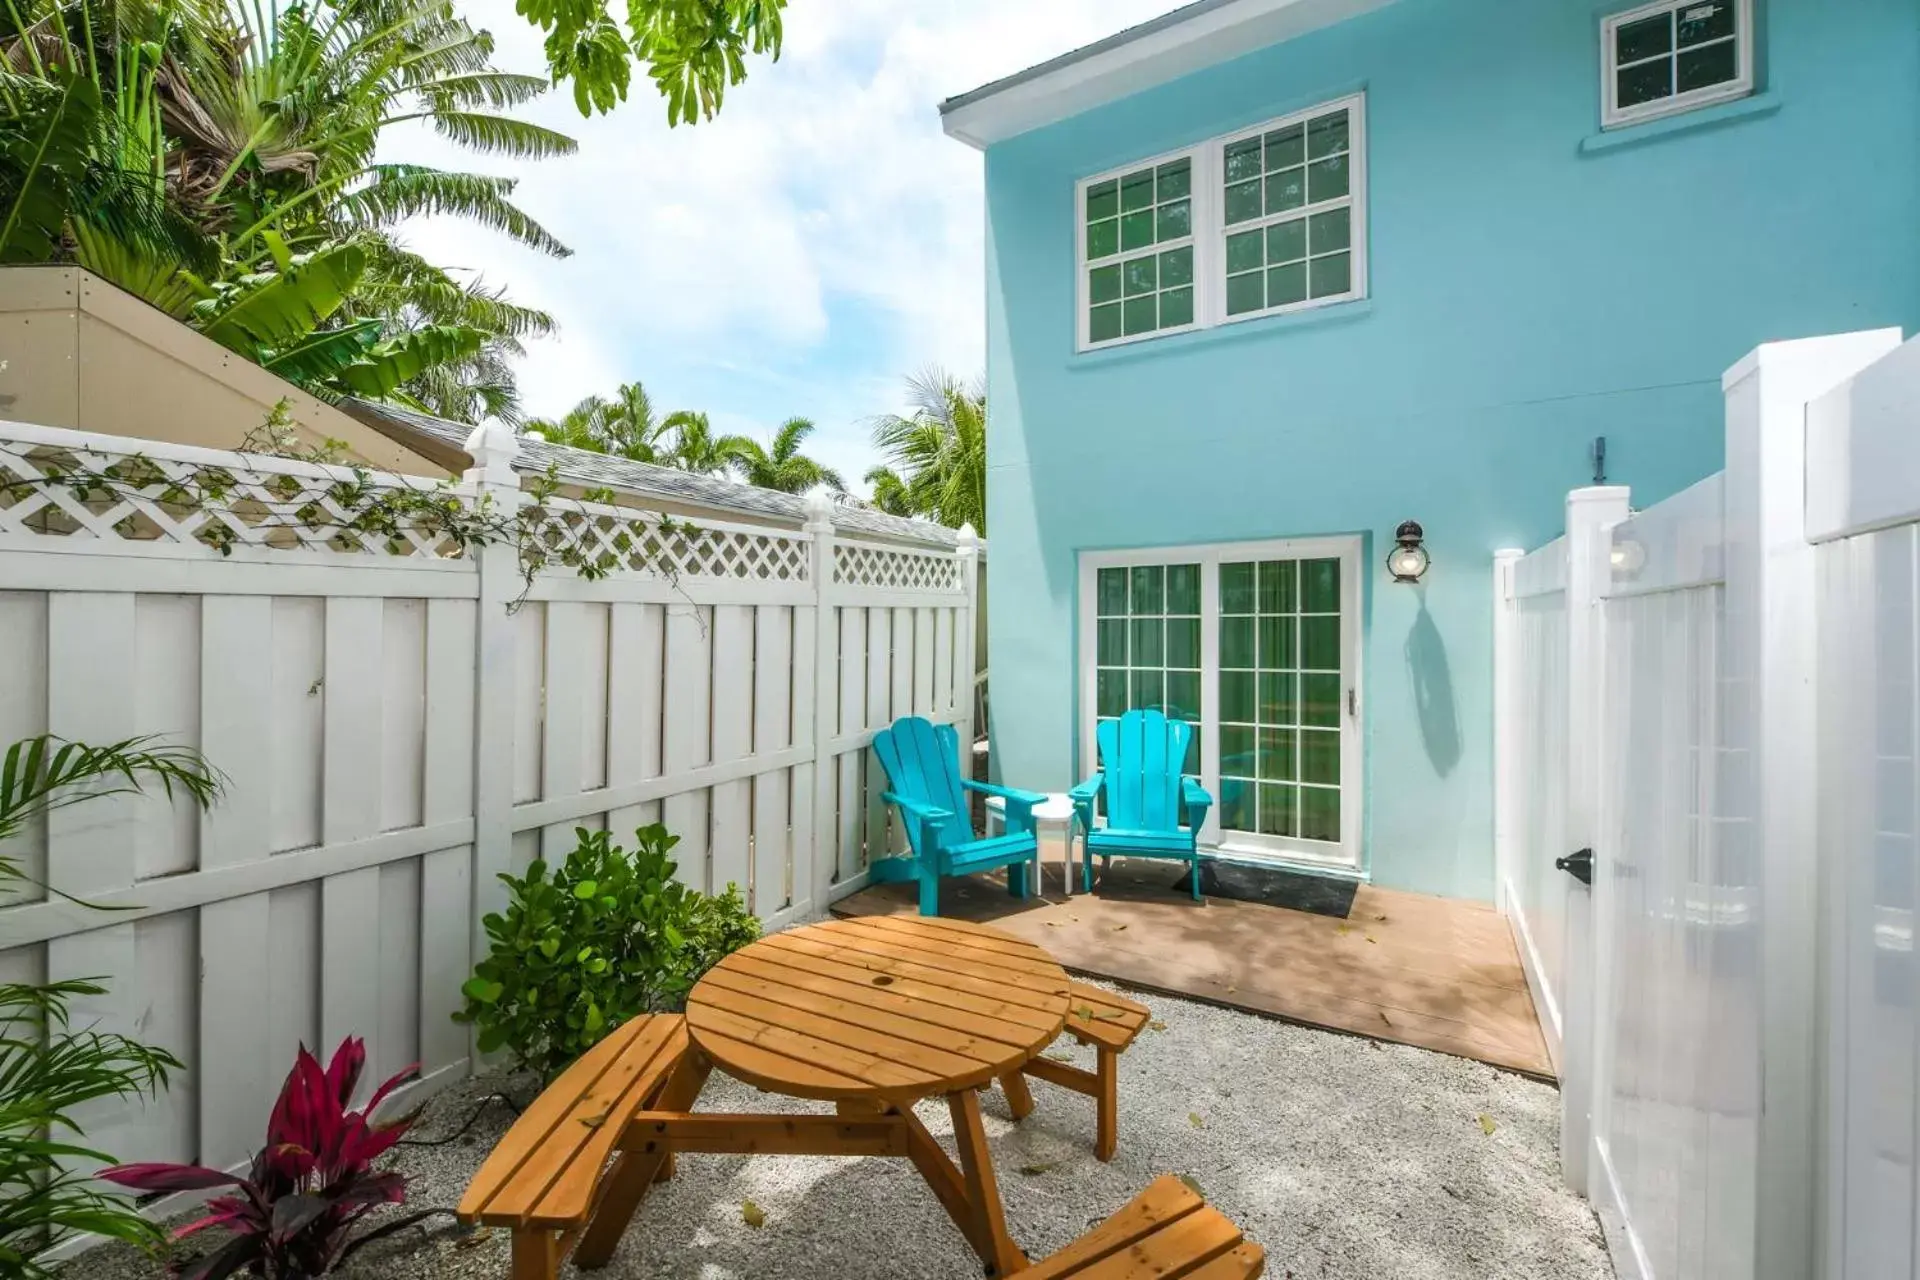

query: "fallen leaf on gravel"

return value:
[1018, 1162, 1059, 1177]
[1478, 1114, 1497, 1136]
[742, 1201, 766, 1228]
[1188, 1112, 1205, 1129]
[457, 1227, 494, 1249]
[1046, 1050, 1075, 1061]
[1150, 1020, 1168, 1032]
[1178, 1174, 1206, 1198]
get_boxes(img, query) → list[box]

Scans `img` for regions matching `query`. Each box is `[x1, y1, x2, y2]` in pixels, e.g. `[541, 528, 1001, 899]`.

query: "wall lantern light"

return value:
[1386, 521, 1430, 583]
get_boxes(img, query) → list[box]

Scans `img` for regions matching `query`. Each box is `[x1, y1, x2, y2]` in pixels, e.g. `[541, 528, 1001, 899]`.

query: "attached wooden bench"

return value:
[1006, 981, 1151, 1161]
[1025, 1174, 1265, 1278]
[457, 1013, 710, 1280]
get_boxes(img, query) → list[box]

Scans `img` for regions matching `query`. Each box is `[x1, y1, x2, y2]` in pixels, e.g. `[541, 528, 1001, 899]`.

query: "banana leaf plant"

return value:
[101, 1037, 422, 1280]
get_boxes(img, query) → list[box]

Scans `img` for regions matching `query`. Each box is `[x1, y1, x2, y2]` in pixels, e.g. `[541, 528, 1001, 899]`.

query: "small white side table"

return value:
[985, 793, 1078, 897]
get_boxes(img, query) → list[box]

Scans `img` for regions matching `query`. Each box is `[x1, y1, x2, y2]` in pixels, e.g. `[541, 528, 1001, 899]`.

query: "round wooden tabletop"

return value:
[686, 915, 1072, 1102]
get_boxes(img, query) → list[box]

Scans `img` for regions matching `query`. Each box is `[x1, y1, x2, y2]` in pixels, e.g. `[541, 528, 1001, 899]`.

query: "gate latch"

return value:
[1555, 848, 1595, 887]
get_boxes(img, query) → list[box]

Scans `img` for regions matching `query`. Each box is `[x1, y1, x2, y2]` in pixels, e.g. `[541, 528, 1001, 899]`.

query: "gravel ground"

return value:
[74, 982, 1610, 1280]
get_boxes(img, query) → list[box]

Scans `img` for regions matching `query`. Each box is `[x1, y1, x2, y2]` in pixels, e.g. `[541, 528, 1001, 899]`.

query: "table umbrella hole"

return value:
[871, 975, 896, 986]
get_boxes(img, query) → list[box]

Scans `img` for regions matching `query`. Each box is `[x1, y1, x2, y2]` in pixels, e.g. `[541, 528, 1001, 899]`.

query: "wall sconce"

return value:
[1387, 521, 1430, 583]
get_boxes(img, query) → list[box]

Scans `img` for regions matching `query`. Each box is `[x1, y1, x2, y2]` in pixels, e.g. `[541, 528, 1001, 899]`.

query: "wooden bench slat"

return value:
[1181, 1244, 1268, 1279]
[1022, 1176, 1262, 1280]
[479, 1017, 685, 1226]
[1020, 1176, 1204, 1278]
[1065, 981, 1152, 1052]
[1072, 1208, 1247, 1278]
[457, 1015, 654, 1220]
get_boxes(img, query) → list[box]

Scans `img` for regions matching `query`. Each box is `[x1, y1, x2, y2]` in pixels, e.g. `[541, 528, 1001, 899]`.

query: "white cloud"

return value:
[380, 0, 1188, 487]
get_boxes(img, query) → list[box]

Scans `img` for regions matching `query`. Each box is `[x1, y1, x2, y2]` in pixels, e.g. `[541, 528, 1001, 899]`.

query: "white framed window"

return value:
[1075, 93, 1367, 353]
[1602, 0, 1753, 129]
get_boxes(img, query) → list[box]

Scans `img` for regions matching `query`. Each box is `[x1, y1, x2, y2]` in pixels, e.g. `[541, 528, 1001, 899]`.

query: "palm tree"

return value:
[663, 410, 752, 476]
[524, 381, 675, 459]
[863, 465, 915, 517]
[727, 418, 846, 495]
[868, 369, 986, 532]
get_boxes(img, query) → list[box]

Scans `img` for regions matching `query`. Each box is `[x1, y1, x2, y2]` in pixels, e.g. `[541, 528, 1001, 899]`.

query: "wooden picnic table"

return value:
[674, 914, 1073, 1275]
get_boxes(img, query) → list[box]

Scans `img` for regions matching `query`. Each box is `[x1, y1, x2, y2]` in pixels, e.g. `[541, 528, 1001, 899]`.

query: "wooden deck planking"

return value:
[832, 858, 1553, 1079]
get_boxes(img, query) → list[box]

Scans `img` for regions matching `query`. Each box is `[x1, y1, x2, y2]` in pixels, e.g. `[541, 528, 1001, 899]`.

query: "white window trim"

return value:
[1076, 536, 1366, 875]
[1601, 0, 1754, 130]
[1074, 92, 1368, 355]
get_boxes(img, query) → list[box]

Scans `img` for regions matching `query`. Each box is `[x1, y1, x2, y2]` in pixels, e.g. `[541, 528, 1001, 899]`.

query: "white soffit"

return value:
[939, 0, 1397, 150]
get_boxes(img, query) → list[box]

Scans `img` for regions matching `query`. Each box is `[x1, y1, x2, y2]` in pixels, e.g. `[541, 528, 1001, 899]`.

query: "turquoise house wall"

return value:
[981, 0, 1920, 900]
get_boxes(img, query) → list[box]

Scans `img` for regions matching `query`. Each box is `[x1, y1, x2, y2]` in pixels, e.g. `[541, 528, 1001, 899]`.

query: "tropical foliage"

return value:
[867, 369, 987, 532]
[102, 1037, 422, 1280]
[526, 380, 682, 462]
[456, 824, 758, 1079]
[524, 0, 788, 120]
[0, 735, 219, 1277]
[726, 416, 844, 495]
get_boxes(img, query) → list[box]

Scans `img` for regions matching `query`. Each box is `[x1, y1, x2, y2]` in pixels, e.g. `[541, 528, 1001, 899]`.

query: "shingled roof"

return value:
[340, 399, 962, 550]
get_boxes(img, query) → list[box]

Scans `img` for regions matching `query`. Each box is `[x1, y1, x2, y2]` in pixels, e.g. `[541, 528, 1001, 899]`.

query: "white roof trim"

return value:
[939, 0, 1396, 149]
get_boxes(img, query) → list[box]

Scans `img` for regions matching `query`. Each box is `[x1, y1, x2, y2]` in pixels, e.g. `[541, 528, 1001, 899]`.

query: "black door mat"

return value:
[1172, 860, 1358, 919]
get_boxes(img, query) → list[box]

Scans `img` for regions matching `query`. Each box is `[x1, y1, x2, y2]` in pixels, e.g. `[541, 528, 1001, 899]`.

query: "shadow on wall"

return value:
[1407, 591, 1461, 777]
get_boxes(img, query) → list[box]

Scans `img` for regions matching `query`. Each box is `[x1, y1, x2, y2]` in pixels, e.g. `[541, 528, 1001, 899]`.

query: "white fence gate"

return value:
[1496, 328, 1919, 1280]
[0, 418, 978, 1196]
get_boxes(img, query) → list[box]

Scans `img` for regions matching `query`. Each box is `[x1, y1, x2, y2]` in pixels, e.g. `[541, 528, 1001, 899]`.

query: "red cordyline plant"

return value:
[101, 1038, 421, 1280]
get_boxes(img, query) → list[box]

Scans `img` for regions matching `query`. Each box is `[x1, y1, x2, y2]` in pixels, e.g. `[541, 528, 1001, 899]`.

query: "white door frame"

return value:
[1076, 535, 1365, 874]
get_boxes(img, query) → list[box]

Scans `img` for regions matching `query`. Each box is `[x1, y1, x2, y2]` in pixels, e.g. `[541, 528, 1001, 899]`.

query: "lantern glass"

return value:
[1387, 544, 1429, 583]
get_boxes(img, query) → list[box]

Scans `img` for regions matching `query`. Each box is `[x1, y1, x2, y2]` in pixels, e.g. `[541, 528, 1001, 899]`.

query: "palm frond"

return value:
[338, 164, 570, 256]
[419, 109, 576, 157]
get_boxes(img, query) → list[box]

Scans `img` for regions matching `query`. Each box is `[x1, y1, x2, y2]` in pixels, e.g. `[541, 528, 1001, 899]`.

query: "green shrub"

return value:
[455, 824, 760, 1079]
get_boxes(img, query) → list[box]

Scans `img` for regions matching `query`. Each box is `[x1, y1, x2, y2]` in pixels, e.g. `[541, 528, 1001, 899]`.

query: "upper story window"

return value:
[1076, 93, 1367, 353]
[1602, 0, 1752, 129]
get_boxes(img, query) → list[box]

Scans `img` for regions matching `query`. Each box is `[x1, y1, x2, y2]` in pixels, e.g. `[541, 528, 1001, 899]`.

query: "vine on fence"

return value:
[0, 415, 687, 607]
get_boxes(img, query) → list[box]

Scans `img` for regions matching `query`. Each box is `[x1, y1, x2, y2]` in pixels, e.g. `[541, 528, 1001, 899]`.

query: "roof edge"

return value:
[939, 0, 1394, 149]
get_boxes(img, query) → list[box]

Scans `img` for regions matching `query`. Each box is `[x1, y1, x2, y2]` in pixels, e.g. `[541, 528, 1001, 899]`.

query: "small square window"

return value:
[1602, 0, 1751, 129]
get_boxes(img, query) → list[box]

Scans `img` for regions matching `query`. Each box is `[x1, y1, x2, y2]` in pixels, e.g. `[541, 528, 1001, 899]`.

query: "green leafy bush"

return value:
[455, 824, 760, 1079]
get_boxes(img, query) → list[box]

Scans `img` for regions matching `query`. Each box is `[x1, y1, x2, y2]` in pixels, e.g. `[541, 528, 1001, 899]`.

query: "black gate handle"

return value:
[1556, 848, 1594, 886]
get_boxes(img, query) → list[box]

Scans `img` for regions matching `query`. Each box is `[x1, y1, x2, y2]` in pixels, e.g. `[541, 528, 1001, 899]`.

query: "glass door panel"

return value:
[1093, 561, 1202, 775]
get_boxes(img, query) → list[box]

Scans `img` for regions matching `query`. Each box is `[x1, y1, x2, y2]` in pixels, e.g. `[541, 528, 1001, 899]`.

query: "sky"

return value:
[379, 0, 1191, 493]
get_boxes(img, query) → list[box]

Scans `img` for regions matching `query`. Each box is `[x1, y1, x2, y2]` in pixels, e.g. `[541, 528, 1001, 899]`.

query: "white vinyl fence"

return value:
[1495, 327, 1920, 1280]
[0, 418, 978, 1193]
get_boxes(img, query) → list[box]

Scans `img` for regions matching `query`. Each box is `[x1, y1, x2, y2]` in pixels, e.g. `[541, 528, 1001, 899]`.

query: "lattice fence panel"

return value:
[0, 435, 470, 559]
[834, 542, 963, 593]
[533, 499, 812, 582]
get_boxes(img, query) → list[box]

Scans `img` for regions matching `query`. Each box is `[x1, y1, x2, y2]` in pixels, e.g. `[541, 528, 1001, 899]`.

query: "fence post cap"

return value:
[802, 491, 837, 528]
[463, 421, 521, 488]
[956, 522, 980, 552]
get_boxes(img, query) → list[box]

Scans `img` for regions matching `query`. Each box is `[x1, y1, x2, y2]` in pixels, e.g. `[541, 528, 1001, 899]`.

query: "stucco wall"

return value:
[981, 0, 1920, 900]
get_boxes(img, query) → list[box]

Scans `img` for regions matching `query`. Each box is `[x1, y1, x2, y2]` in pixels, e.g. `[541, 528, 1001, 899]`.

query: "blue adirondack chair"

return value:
[871, 716, 1046, 916]
[1070, 709, 1213, 899]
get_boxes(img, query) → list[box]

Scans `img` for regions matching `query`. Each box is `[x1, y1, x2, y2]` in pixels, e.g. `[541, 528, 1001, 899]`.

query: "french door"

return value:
[1078, 536, 1363, 873]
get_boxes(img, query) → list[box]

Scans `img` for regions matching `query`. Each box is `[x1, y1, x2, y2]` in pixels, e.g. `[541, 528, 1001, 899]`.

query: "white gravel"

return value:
[73, 981, 1610, 1280]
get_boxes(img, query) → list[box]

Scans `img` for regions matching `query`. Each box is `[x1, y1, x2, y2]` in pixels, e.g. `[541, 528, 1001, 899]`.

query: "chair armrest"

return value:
[961, 779, 1043, 834]
[959, 779, 1048, 806]
[882, 792, 953, 825]
[1181, 778, 1213, 830]
[1069, 774, 1103, 832]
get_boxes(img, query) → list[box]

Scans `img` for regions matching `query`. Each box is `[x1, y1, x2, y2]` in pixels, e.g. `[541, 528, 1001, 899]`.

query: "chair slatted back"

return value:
[1096, 710, 1191, 833]
[873, 717, 971, 855]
